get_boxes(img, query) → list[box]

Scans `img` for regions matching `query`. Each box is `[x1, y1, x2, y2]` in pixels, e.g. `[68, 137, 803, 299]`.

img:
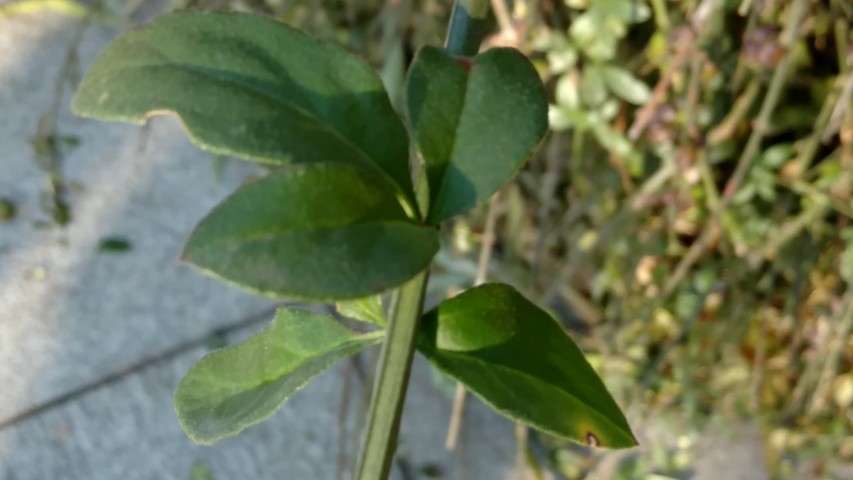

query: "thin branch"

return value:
[661, 0, 809, 298]
[809, 294, 853, 414]
[445, 192, 502, 450]
[490, 0, 515, 38]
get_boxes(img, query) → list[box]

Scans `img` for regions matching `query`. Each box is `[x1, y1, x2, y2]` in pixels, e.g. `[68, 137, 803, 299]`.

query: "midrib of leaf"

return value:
[177, 332, 382, 443]
[196, 332, 384, 390]
[428, 61, 472, 215]
[425, 349, 632, 441]
[83, 57, 412, 207]
[193, 219, 420, 248]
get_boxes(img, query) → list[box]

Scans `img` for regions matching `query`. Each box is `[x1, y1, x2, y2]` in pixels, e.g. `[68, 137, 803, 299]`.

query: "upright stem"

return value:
[355, 3, 490, 478]
[355, 270, 428, 480]
[445, 0, 490, 56]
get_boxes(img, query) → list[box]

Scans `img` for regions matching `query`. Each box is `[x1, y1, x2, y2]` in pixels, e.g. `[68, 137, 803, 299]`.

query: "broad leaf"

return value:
[417, 283, 637, 448]
[337, 295, 387, 327]
[580, 64, 608, 107]
[405, 46, 547, 224]
[72, 11, 414, 205]
[182, 163, 439, 300]
[175, 307, 382, 444]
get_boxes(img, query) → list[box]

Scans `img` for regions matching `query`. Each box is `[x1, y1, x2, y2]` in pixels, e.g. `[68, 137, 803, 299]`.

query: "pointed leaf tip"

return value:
[417, 283, 636, 448]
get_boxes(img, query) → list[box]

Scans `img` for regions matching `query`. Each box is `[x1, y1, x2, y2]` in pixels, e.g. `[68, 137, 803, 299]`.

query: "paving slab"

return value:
[0, 13, 273, 423]
[0, 335, 517, 480]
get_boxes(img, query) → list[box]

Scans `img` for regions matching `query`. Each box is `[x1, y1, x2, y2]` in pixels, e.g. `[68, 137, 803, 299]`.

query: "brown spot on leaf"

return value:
[586, 432, 600, 447]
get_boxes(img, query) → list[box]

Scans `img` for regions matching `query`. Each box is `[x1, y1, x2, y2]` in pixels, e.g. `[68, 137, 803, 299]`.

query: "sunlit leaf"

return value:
[581, 64, 608, 106]
[175, 307, 382, 444]
[601, 65, 650, 105]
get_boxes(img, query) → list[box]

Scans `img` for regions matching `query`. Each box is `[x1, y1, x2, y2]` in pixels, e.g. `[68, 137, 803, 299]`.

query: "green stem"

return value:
[444, 0, 489, 56]
[355, 3, 489, 477]
[355, 270, 429, 480]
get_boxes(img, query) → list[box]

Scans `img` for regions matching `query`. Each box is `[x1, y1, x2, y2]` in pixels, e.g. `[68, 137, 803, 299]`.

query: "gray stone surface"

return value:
[0, 344, 517, 480]
[692, 422, 769, 480]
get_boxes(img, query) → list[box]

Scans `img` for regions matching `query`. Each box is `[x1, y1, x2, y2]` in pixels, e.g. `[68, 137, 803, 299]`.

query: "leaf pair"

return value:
[406, 46, 548, 223]
[175, 284, 636, 449]
[73, 11, 547, 301]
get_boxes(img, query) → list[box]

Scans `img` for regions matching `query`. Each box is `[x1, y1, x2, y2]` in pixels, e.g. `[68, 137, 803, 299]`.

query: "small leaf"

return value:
[189, 463, 214, 480]
[548, 104, 588, 131]
[569, 13, 597, 48]
[546, 45, 578, 74]
[182, 163, 439, 300]
[0, 197, 16, 222]
[73, 11, 414, 205]
[337, 295, 387, 327]
[555, 73, 581, 108]
[761, 143, 795, 168]
[417, 283, 637, 448]
[601, 65, 650, 105]
[406, 46, 548, 224]
[581, 64, 609, 107]
[591, 122, 633, 157]
[174, 307, 382, 444]
[98, 236, 132, 253]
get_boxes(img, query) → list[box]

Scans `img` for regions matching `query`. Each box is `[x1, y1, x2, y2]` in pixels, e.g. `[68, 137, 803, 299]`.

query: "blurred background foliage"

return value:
[5, 0, 852, 478]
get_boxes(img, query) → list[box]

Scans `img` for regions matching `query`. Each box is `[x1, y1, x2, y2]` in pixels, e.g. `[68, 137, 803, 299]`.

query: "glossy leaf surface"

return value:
[182, 163, 438, 300]
[72, 11, 414, 202]
[417, 283, 637, 448]
[405, 46, 548, 224]
[175, 307, 381, 444]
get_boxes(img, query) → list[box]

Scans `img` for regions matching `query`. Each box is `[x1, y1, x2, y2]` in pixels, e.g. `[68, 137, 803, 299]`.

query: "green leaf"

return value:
[555, 73, 581, 108]
[98, 236, 132, 253]
[581, 64, 608, 107]
[189, 463, 214, 480]
[72, 11, 414, 205]
[591, 122, 633, 157]
[417, 283, 637, 449]
[182, 163, 439, 301]
[0, 197, 17, 222]
[337, 295, 387, 327]
[174, 307, 382, 444]
[601, 65, 650, 105]
[405, 46, 548, 224]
